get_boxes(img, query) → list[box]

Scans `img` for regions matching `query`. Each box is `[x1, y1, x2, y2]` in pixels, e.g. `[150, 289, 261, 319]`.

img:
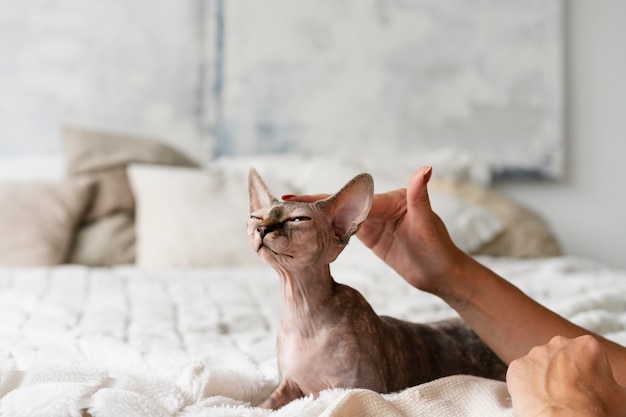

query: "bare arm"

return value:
[447, 252, 626, 384]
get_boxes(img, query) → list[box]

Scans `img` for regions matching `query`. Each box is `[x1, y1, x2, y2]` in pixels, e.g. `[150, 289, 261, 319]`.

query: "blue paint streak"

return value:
[212, 0, 229, 157]
[212, 0, 225, 102]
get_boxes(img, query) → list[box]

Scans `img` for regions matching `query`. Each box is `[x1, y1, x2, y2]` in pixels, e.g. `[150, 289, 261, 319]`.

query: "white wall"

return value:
[495, 0, 626, 269]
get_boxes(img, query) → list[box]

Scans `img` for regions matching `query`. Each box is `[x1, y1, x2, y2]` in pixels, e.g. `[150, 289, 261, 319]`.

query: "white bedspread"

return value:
[1, 255, 626, 416]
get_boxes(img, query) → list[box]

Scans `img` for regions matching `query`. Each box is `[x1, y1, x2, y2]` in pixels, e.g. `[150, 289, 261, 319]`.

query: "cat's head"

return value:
[248, 168, 374, 270]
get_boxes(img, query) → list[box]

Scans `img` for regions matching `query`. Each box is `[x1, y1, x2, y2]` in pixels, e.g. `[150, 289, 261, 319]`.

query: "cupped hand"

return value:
[283, 166, 468, 295]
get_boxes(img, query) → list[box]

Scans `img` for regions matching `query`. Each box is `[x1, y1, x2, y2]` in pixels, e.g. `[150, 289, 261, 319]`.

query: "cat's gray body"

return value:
[248, 169, 507, 409]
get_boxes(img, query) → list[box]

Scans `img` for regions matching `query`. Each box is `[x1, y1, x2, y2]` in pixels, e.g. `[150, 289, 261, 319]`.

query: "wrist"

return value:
[431, 253, 488, 306]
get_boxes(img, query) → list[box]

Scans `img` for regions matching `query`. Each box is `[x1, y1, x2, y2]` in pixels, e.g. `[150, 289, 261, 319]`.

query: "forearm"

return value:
[440, 255, 626, 386]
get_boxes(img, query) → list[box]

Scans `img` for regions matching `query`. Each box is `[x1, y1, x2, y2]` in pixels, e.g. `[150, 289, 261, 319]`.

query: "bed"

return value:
[1, 129, 625, 417]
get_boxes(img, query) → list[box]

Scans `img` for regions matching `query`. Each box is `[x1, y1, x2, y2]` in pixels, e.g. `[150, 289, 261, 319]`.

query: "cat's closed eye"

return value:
[288, 216, 311, 223]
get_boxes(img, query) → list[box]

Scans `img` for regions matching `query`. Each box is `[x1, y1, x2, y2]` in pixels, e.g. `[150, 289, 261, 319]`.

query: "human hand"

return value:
[283, 166, 468, 295]
[506, 335, 626, 417]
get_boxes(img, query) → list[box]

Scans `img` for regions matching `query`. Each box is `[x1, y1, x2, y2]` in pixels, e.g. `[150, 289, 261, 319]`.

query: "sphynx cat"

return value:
[247, 168, 507, 409]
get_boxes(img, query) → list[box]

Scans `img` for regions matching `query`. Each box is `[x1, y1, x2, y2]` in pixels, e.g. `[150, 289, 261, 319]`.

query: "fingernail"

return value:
[281, 194, 296, 201]
[423, 166, 433, 185]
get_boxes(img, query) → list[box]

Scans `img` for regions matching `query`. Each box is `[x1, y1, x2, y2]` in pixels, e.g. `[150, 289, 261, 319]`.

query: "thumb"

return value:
[406, 166, 433, 214]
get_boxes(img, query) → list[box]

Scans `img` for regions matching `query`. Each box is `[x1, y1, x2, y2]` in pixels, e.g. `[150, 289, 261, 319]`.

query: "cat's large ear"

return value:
[317, 173, 374, 244]
[249, 168, 279, 212]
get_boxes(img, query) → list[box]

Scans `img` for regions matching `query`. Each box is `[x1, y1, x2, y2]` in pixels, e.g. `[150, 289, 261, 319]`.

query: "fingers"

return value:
[365, 188, 406, 219]
[365, 166, 432, 220]
[282, 193, 329, 203]
[407, 166, 433, 215]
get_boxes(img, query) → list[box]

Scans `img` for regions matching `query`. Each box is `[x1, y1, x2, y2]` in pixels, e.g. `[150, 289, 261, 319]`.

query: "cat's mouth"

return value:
[258, 242, 294, 258]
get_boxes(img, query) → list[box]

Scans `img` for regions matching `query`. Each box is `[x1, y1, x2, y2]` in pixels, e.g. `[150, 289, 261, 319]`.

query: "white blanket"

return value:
[1, 255, 625, 416]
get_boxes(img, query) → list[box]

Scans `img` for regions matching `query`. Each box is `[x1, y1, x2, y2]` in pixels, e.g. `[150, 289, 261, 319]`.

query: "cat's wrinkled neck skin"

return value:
[274, 263, 337, 333]
[250, 201, 345, 332]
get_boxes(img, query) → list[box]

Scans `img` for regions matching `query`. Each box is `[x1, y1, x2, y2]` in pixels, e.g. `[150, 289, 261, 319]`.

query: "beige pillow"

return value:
[64, 126, 200, 174]
[430, 178, 561, 258]
[128, 164, 259, 267]
[68, 212, 135, 266]
[0, 179, 95, 266]
[73, 166, 134, 222]
[63, 126, 201, 220]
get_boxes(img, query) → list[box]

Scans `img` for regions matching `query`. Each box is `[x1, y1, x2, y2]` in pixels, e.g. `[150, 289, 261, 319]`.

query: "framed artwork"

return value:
[210, 0, 564, 179]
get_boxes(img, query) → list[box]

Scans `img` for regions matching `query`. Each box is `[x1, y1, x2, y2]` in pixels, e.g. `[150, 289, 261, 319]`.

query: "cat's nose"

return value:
[257, 223, 279, 239]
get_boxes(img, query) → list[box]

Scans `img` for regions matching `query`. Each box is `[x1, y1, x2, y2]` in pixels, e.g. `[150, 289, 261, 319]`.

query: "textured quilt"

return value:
[1, 255, 625, 416]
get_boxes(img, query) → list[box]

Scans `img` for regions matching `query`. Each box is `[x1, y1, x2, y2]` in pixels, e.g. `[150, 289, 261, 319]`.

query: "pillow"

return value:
[77, 166, 135, 221]
[63, 126, 201, 220]
[68, 213, 135, 266]
[428, 192, 504, 254]
[430, 178, 562, 257]
[63, 126, 202, 266]
[64, 126, 200, 174]
[0, 179, 95, 266]
[128, 164, 262, 267]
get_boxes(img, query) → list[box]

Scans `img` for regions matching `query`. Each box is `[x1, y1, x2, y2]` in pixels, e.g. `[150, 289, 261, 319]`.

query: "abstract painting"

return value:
[212, 0, 563, 178]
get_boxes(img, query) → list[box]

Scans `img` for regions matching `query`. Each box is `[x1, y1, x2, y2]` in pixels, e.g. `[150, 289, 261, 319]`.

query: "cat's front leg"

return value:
[258, 379, 305, 410]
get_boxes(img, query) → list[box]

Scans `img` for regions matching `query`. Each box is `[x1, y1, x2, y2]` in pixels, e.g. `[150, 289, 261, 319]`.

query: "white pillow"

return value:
[128, 164, 262, 267]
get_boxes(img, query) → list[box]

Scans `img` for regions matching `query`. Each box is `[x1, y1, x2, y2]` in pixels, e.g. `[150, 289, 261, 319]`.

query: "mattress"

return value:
[1, 255, 625, 416]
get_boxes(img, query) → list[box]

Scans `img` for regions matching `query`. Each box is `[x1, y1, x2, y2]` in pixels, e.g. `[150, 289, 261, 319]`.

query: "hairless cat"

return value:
[248, 168, 507, 410]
